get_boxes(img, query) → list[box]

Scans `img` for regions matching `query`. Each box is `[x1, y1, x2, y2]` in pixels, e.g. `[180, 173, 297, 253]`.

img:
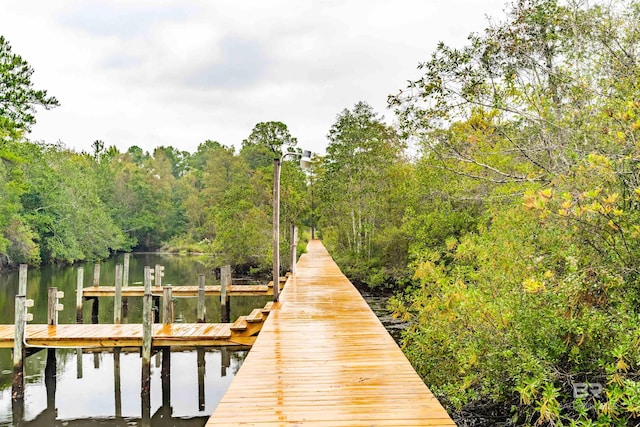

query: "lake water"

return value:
[0, 253, 271, 427]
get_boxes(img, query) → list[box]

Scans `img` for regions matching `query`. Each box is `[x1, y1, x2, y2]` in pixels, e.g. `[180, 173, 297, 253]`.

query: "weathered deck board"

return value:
[206, 240, 455, 426]
[81, 283, 283, 298]
[0, 322, 255, 348]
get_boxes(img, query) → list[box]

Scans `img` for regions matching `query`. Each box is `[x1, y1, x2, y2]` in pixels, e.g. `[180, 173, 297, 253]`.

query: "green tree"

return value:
[241, 121, 298, 169]
[317, 102, 409, 286]
[0, 35, 59, 131]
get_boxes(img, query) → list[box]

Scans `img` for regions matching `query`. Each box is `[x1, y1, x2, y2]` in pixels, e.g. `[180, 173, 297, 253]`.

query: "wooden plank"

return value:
[230, 317, 247, 331]
[261, 301, 275, 314]
[206, 240, 456, 426]
[245, 308, 264, 323]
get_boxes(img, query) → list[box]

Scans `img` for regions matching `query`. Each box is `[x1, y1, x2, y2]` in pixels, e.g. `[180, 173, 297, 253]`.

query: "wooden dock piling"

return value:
[197, 274, 206, 323]
[114, 264, 123, 324]
[92, 263, 100, 323]
[140, 266, 153, 408]
[47, 286, 62, 380]
[220, 265, 231, 323]
[162, 285, 173, 324]
[93, 264, 100, 286]
[123, 253, 130, 287]
[12, 295, 25, 402]
[76, 267, 84, 323]
[141, 266, 152, 400]
[290, 223, 298, 274]
[197, 347, 205, 411]
[114, 349, 122, 418]
[122, 254, 130, 320]
[12, 264, 28, 405]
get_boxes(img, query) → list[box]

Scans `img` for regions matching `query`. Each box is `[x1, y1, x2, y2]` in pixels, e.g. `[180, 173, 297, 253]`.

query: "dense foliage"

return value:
[381, 0, 640, 424]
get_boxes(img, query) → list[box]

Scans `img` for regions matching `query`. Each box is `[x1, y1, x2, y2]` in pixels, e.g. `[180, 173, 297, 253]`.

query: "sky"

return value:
[1, 0, 509, 156]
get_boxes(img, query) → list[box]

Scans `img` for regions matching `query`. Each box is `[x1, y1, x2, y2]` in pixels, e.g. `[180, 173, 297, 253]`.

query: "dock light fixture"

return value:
[273, 149, 311, 302]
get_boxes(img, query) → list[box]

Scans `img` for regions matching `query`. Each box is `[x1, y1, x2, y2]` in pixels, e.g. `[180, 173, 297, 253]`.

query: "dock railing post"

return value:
[76, 267, 84, 323]
[12, 264, 28, 410]
[92, 263, 100, 323]
[197, 274, 206, 323]
[12, 295, 26, 403]
[197, 347, 205, 411]
[220, 265, 231, 323]
[47, 286, 62, 386]
[155, 264, 164, 287]
[290, 223, 298, 275]
[48, 287, 63, 326]
[162, 285, 173, 325]
[123, 253, 130, 287]
[93, 263, 100, 286]
[114, 264, 123, 325]
[123, 253, 130, 319]
[142, 266, 153, 404]
[114, 349, 122, 418]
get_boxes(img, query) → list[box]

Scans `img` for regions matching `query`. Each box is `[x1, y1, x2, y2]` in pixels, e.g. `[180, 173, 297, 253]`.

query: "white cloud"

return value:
[1, 0, 508, 155]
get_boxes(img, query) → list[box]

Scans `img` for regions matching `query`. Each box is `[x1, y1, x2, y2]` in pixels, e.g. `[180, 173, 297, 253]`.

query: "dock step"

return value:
[246, 309, 264, 323]
[230, 316, 247, 331]
[261, 301, 275, 314]
[267, 277, 287, 287]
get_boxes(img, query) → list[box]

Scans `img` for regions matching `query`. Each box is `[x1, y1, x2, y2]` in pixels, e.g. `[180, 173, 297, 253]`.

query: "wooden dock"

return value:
[206, 240, 455, 426]
[0, 300, 277, 349]
[81, 281, 285, 298]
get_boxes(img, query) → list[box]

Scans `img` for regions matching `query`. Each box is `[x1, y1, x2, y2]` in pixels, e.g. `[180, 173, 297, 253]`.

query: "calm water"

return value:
[0, 253, 271, 426]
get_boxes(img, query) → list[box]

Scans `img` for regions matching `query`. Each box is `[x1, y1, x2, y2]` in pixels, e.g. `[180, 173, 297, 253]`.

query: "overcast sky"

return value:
[1, 1, 508, 155]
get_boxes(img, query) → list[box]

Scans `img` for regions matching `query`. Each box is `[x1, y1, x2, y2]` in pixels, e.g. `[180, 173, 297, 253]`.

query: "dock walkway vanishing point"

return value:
[207, 240, 456, 426]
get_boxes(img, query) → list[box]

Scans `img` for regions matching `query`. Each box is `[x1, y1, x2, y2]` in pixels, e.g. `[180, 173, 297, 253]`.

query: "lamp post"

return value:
[273, 150, 311, 302]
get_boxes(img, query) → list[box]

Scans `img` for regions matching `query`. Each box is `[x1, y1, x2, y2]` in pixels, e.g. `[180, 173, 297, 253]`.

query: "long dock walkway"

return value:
[207, 240, 455, 426]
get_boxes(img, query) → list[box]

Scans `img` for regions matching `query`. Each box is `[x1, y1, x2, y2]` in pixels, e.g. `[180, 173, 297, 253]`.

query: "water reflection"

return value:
[0, 347, 248, 426]
[0, 253, 268, 427]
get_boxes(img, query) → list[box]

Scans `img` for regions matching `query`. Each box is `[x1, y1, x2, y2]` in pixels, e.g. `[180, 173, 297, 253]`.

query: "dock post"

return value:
[197, 274, 206, 323]
[48, 287, 57, 326]
[123, 253, 130, 286]
[93, 263, 100, 286]
[92, 263, 100, 322]
[155, 264, 164, 287]
[45, 341, 57, 415]
[76, 267, 84, 323]
[161, 347, 171, 411]
[221, 347, 230, 377]
[47, 286, 61, 385]
[114, 349, 122, 418]
[141, 266, 153, 404]
[12, 295, 26, 404]
[45, 349, 57, 406]
[162, 285, 173, 324]
[290, 223, 298, 274]
[12, 264, 28, 406]
[114, 264, 123, 324]
[91, 297, 99, 324]
[197, 347, 205, 411]
[221, 265, 231, 323]
[123, 254, 130, 319]
[76, 349, 83, 379]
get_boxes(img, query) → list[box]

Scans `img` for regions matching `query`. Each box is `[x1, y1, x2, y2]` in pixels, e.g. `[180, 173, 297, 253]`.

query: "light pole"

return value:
[273, 150, 311, 302]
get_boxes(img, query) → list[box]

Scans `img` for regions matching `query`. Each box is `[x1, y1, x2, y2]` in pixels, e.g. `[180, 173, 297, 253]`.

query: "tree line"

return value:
[3, 0, 640, 423]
